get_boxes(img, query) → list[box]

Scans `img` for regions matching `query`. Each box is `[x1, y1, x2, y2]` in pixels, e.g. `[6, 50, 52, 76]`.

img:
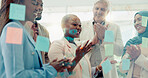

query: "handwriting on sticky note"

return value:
[104, 44, 114, 56]
[104, 30, 114, 42]
[35, 36, 50, 52]
[142, 37, 148, 48]
[122, 59, 130, 70]
[6, 27, 23, 44]
[142, 16, 148, 27]
[101, 59, 112, 74]
[9, 3, 26, 21]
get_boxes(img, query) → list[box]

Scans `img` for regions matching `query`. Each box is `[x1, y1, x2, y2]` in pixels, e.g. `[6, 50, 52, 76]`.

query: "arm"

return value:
[1, 24, 57, 78]
[135, 54, 148, 71]
[119, 53, 133, 74]
[48, 41, 64, 62]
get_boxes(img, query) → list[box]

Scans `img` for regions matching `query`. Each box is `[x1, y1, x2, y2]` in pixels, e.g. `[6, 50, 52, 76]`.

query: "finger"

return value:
[126, 46, 130, 50]
[100, 57, 107, 65]
[129, 57, 133, 61]
[83, 40, 89, 48]
[87, 42, 93, 48]
[76, 45, 81, 51]
[136, 45, 141, 52]
[52, 58, 58, 62]
[96, 23, 103, 27]
[58, 59, 70, 62]
[58, 68, 65, 72]
[131, 45, 137, 53]
[87, 48, 92, 52]
[110, 60, 117, 64]
[86, 42, 92, 50]
[105, 24, 109, 28]
[127, 51, 131, 54]
[104, 57, 108, 61]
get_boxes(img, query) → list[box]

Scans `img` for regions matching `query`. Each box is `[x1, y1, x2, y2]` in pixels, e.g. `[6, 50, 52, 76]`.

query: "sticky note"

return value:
[104, 44, 114, 56]
[142, 16, 148, 27]
[142, 37, 148, 48]
[104, 30, 114, 42]
[6, 27, 23, 44]
[35, 36, 50, 52]
[122, 59, 130, 70]
[101, 59, 112, 74]
[9, 3, 26, 21]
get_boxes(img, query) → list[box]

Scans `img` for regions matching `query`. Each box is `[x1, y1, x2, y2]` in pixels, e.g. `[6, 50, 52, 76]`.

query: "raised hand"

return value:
[126, 45, 141, 60]
[94, 23, 109, 40]
[75, 40, 92, 57]
[50, 58, 72, 72]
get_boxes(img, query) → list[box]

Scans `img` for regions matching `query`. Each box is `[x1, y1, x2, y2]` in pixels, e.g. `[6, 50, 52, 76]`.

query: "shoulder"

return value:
[5, 21, 21, 28]
[81, 20, 93, 27]
[107, 21, 120, 28]
[38, 23, 49, 37]
[1, 21, 23, 36]
[51, 39, 65, 46]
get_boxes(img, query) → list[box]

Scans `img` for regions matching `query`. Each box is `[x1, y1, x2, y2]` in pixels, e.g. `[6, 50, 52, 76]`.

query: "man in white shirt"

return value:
[79, 0, 124, 78]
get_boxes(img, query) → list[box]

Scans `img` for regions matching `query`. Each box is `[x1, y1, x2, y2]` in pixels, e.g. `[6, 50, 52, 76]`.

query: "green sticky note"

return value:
[142, 37, 148, 48]
[122, 59, 130, 70]
[104, 44, 114, 56]
[142, 16, 148, 27]
[9, 3, 26, 21]
[35, 36, 50, 52]
[104, 30, 114, 42]
[101, 59, 112, 74]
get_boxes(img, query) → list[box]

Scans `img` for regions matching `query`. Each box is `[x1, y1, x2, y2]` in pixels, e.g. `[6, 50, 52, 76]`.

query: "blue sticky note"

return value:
[101, 59, 112, 74]
[35, 36, 50, 52]
[122, 59, 130, 70]
[142, 16, 148, 27]
[104, 44, 114, 56]
[104, 30, 114, 42]
[9, 3, 26, 21]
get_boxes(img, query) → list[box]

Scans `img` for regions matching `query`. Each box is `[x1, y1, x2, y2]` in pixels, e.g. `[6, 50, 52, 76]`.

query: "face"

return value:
[65, 16, 82, 38]
[24, 0, 40, 22]
[93, 2, 109, 23]
[134, 14, 146, 34]
[35, 0, 43, 20]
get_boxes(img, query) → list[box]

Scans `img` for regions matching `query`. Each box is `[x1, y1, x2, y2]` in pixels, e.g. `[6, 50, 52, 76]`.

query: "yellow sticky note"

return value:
[142, 16, 148, 27]
[142, 37, 148, 48]
[6, 27, 23, 44]
[104, 44, 114, 56]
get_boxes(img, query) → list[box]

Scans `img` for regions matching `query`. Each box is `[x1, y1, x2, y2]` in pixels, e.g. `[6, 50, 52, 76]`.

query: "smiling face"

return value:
[93, 2, 109, 23]
[64, 15, 82, 38]
[25, 0, 40, 22]
[134, 14, 146, 34]
[35, 0, 43, 20]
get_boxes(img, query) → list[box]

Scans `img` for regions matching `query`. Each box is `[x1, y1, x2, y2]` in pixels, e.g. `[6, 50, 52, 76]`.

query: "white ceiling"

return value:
[0, 0, 148, 12]
[42, 0, 148, 12]
[43, 0, 148, 7]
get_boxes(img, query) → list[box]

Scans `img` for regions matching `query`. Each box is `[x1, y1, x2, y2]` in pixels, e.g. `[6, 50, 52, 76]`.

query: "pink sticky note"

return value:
[6, 27, 23, 44]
